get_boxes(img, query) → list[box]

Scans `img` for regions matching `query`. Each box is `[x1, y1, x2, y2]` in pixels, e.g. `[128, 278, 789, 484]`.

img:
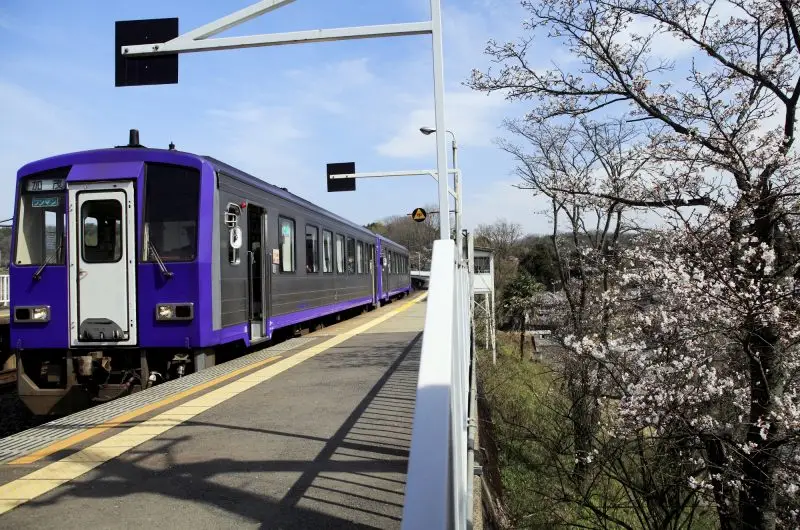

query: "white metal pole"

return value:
[491, 290, 497, 364]
[453, 145, 462, 262]
[484, 293, 490, 351]
[430, 0, 450, 242]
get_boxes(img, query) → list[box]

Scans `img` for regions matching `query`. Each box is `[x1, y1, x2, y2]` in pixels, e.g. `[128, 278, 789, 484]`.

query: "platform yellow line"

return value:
[0, 293, 426, 515]
[9, 355, 284, 466]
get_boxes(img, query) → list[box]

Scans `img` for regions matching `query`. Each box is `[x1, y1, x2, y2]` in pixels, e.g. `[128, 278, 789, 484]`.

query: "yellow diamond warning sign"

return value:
[411, 207, 427, 222]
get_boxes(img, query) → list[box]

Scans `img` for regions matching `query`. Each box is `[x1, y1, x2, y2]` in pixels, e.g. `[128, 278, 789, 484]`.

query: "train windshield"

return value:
[142, 163, 200, 263]
[14, 170, 68, 266]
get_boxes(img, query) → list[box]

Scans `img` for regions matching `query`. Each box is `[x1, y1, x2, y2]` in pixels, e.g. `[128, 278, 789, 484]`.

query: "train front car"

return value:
[10, 137, 212, 415]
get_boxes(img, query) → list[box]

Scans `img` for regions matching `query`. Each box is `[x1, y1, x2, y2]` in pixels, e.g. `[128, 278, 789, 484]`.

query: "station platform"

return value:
[0, 293, 427, 529]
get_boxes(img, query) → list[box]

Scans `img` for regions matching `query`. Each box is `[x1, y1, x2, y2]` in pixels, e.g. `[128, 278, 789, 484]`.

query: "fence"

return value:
[0, 274, 8, 307]
[402, 240, 473, 529]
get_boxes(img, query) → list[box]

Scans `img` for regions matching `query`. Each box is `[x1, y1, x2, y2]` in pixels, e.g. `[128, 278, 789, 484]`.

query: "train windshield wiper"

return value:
[33, 237, 63, 281]
[148, 241, 174, 279]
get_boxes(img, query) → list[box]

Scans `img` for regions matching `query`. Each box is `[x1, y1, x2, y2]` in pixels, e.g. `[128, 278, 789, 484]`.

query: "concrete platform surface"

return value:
[0, 296, 427, 529]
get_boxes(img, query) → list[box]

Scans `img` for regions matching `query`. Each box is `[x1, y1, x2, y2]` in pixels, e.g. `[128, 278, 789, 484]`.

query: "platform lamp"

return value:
[420, 127, 463, 260]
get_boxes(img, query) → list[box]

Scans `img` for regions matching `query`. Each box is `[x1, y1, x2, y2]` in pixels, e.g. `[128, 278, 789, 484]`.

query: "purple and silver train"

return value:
[9, 130, 411, 415]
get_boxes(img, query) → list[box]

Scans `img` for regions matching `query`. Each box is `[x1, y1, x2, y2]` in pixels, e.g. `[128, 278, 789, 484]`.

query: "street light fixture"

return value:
[420, 126, 463, 261]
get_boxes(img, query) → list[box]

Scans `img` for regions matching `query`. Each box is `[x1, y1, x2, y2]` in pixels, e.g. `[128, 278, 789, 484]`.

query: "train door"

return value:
[369, 244, 376, 304]
[68, 181, 137, 346]
[381, 247, 389, 300]
[247, 205, 269, 342]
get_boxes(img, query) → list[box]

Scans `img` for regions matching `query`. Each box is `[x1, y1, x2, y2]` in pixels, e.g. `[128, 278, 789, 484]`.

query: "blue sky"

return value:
[0, 0, 556, 233]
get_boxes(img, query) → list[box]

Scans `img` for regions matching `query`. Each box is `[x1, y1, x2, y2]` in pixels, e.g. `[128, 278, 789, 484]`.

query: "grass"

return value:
[478, 331, 575, 527]
[478, 331, 718, 529]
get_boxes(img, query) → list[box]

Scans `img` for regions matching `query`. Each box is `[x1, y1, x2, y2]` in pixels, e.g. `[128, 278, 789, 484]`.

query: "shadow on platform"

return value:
[15, 332, 423, 529]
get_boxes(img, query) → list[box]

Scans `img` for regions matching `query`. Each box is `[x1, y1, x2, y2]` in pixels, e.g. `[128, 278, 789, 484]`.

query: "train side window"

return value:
[335, 234, 344, 273]
[356, 241, 363, 274]
[322, 230, 333, 273]
[305, 225, 319, 273]
[279, 216, 295, 273]
[346, 237, 356, 274]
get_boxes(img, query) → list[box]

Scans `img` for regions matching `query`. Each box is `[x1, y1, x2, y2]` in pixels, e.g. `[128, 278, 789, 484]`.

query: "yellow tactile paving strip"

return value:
[9, 354, 286, 465]
[0, 293, 426, 515]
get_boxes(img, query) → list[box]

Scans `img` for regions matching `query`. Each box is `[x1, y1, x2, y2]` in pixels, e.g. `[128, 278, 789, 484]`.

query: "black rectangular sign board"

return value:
[327, 162, 356, 192]
[115, 18, 179, 87]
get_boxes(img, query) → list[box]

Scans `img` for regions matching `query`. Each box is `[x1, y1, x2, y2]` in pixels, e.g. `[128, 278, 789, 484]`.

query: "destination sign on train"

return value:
[26, 178, 65, 192]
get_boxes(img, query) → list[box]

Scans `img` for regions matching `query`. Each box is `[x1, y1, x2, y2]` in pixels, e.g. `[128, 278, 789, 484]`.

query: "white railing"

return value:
[0, 274, 9, 307]
[402, 239, 473, 529]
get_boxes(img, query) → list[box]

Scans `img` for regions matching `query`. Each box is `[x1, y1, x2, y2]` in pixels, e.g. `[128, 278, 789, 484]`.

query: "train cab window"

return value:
[279, 217, 295, 272]
[356, 241, 363, 274]
[322, 230, 333, 273]
[81, 200, 123, 263]
[335, 234, 344, 273]
[142, 163, 199, 263]
[14, 169, 68, 266]
[305, 225, 319, 273]
[346, 237, 356, 274]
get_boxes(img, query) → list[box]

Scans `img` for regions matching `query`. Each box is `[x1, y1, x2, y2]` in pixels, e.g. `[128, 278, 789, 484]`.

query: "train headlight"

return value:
[155, 303, 194, 321]
[157, 305, 175, 320]
[32, 306, 50, 321]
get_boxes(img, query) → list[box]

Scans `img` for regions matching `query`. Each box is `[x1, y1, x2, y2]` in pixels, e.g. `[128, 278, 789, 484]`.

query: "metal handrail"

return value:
[0, 274, 9, 307]
[402, 240, 473, 529]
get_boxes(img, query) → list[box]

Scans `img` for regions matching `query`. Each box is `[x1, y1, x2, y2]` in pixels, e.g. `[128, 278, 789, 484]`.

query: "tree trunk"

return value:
[739, 323, 780, 530]
[738, 198, 781, 530]
[704, 437, 740, 530]
[568, 363, 599, 490]
[519, 313, 526, 360]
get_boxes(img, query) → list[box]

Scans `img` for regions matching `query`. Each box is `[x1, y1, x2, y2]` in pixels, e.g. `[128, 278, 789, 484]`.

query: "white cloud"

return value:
[284, 57, 377, 115]
[620, 2, 748, 61]
[0, 82, 93, 217]
[463, 179, 553, 234]
[205, 102, 309, 183]
[375, 90, 508, 159]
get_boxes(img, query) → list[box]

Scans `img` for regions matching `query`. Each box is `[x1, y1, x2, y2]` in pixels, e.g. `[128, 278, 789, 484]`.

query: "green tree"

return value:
[519, 241, 559, 290]
[0, 227, 10, 270]
[502, 271, 543, 359]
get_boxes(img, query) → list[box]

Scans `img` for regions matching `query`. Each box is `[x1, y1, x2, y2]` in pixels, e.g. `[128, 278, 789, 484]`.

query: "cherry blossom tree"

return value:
[470, 1, 800, 528]
[500, 116, 664, 495]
